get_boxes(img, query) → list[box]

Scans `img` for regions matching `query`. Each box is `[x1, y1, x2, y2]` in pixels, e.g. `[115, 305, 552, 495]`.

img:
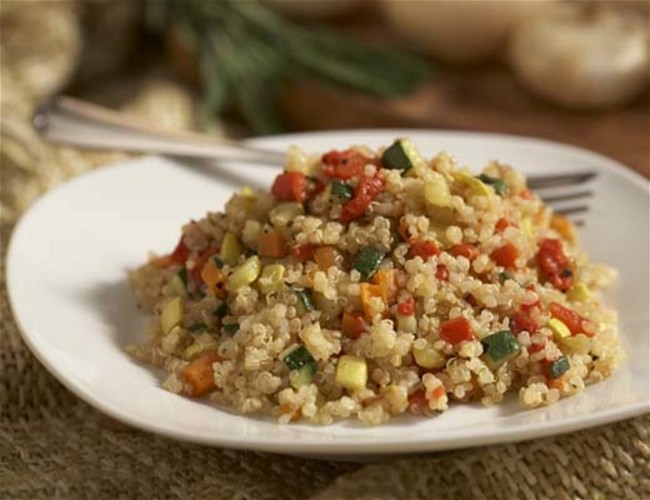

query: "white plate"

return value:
[7, 130, 649, 458]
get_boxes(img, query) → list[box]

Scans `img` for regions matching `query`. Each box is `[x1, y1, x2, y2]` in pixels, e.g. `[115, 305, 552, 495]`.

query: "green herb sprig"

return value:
[147, 0, 431, 134]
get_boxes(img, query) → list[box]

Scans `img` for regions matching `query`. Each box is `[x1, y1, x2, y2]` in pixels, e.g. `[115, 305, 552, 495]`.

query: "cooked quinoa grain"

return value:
[128, 139, 624, 425]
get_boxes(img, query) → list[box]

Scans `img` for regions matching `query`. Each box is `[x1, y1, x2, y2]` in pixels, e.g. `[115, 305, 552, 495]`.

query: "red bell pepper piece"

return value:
[510, 311, 540, 335]
[495, 218, 516, 233]
[271, 172, 308, 202]
[289, 244, 315, 262]
[409, 240, 440, 260]
[439, 317, 475, 345]
[491, 243, 519, 269]
[536, 238, 574, 291]
[339, 173, 385, 224]
[170, 236, 190, 265]
[322, 149, 369, 179]
[449, 244, 479, 261]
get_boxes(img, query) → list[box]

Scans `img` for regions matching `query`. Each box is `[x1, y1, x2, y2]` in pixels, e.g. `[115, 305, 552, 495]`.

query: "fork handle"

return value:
[32, 96, 286, 165]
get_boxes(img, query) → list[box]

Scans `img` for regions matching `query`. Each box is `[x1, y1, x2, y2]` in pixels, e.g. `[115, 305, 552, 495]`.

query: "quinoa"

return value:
[128, 139, 624, 425]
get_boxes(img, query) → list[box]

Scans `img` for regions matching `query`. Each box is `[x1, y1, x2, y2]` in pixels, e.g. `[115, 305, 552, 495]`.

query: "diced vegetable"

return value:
[495, 218, 514, 233]
[547, 318, 571, 341]
[188, 246, 219, 286]
[360, 283, 385, 319]
[239, 186, 256, 209]
[548, 356, 570, 379]
[330, 180, 354, 202]
[372, 269, 397, 301]
[424, 177, 451, 207]
[294, 288, 314, 314]
[335, 355, 368, 391]
[381, 138, 423, 173]
[183, 342, 209, 361]
[352, 246, 385, 281]
[271, 172, 308, 202]
[314, 246, 341, 271]
[170, 236, 190, 265]
[283, 345, 316, 371]
[567, 283, 592, 302]
[227, 255, 261, 291]
[340, 173, 385, 224]
[549, 302, 593, 337]
[183, 332, 219, 360]
[322, 149, 369, 179]
[561, 334, 592, 354]
[161, 297, 183, 335]
[522, 216, 533, 238]
[452, 171, 492, 196]
[239, 186, 255, 198]
[289, 363, 317, 389]
[258, 230, 287, 258]
[409, 240, 440, 261]
[439, 317, 475, 345]
[290, 244, 315, 262]
[537, 238, 574, 291]
[169, 269, 188, 298]
[269, 202, 304, 228]
[397, 295, 415, 316]
[259, 264, 285, 294]
[341, 311, 367, 339]
[491, 243, 519, 269]
[413, 345, 446, 369]
[181, 351, 222, 396]
[219, 232, 242, 266]
[449, 243, 479, 261]
[223, 323, 239, 335]
[476, 174, 510, 196]
[510, 311, 539, 334]
[550, 213, 577, 245]
[482, 330, 520, 367]
[201, 256, 227, 298]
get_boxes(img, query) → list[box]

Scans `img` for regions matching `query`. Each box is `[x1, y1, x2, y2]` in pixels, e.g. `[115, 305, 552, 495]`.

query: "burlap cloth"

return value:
[1, 2, 649, 499]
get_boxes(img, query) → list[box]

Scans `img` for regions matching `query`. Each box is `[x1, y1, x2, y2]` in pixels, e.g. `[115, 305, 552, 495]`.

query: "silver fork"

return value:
[33, 96, 596, 223]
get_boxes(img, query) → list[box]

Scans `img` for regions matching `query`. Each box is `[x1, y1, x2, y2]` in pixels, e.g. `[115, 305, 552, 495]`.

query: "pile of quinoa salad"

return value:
[127, 139, 623, 425]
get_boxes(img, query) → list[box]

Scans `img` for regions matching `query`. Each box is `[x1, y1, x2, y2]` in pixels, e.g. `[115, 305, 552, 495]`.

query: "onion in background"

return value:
[510, 4, 649, 109]
[380, 0, 556, 64]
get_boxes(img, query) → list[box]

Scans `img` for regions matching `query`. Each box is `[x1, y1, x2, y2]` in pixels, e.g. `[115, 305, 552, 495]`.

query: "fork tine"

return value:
[528, 171, 597, 189]
[539, 190, 593, 204]
[554, 205, 589, 216]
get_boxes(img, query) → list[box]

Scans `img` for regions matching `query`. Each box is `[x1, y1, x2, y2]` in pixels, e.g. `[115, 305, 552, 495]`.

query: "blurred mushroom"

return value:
[380, 0, 556, 64]
[510, 4, 649, 109]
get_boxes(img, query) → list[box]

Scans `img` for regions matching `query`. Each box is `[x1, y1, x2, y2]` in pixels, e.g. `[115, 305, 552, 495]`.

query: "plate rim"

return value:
[6, 129, 650, 455]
